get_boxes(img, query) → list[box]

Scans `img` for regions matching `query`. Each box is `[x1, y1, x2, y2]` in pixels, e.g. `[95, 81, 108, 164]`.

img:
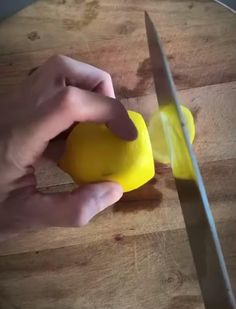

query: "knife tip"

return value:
[144, 11, 152, 26]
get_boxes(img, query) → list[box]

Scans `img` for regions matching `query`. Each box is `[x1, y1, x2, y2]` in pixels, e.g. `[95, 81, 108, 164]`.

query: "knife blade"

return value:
[145, 11, 236, 309]
[214, 0, 236, 13]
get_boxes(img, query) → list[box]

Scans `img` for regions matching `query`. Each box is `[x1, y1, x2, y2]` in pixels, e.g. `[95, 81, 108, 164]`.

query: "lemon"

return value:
[148, 105, 195, 164]
[59, 111, 155, 192]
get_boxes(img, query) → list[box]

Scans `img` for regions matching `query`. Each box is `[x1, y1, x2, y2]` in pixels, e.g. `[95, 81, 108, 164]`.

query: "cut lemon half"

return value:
[148, 105, 195, 164]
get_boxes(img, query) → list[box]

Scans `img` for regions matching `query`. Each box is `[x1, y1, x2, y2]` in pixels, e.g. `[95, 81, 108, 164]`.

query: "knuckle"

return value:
[75, 190, 99, 227]
[65, 201, 87, 228]
[59, 86, 75, 107]
[76, 207, 90, 227]
[56, 87, 74, 118]
[103, 72, 112, 82]
[49, 54, 66, 65]
[57, 86, 84, 122]
[76, 216, 89, 227]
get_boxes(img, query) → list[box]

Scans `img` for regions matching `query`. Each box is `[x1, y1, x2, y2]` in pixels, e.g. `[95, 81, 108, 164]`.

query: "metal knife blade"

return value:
[214, 0, 236, 13]
[145, 11, 236, 309]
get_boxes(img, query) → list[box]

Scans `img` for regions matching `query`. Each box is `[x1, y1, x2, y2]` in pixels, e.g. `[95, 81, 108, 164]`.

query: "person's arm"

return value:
[0, 55, 137, 235]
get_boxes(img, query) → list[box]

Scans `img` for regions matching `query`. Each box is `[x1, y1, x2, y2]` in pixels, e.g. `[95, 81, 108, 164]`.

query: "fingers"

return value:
[37, 182, 123, 227]
[92, 75, 115, 98]
[0, 183, 123, 230]
[34, 86, 137, 143]
[48, 55, 115, 98]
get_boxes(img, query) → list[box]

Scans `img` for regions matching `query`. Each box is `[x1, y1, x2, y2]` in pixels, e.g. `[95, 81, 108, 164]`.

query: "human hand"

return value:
[0, 55, 137, 233]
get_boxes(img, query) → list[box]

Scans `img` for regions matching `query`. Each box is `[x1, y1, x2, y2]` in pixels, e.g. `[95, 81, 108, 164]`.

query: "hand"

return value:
[0, 55, 137, 234]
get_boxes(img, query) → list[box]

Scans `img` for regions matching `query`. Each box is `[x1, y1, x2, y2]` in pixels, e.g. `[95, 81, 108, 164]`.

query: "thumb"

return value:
[0, 182, 123, 231]
[68, 182, 123, 227]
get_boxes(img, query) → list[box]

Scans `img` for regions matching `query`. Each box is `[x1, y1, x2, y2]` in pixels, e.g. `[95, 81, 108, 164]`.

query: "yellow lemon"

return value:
[148, 105, 195, 164]
[59, 111, 155, 192]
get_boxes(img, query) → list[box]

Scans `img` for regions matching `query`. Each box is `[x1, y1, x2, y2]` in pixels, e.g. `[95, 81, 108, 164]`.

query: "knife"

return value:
[145, 12, 236, 309]
[214, 0, 236, 13]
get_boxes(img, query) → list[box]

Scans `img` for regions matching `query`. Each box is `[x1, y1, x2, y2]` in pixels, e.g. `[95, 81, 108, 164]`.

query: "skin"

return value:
[0, 55, 137, 237]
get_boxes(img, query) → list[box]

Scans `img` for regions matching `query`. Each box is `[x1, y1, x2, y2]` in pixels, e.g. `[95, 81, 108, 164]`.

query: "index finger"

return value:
[47, 55, 116, 98]
[33, 86, 137, 144]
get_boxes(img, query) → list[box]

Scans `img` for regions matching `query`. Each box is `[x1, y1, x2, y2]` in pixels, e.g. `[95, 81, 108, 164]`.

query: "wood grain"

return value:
[0, 221, 235, 309]
[35, 81, 236, 189]
[0, 0, 236, 97]
[0, 1, 236, 308]
[1, 158, 236, 256]
[0, 227, 205, 309]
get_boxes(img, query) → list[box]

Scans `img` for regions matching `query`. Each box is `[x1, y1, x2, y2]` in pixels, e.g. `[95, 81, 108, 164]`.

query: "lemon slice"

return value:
[148, 105, 195, 164]
[59, 111, 155, 192]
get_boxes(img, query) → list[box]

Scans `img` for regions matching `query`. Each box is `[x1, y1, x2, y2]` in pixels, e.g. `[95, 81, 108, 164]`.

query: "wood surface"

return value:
[0, 1, 236, 309]
[0, 0, 236, 97]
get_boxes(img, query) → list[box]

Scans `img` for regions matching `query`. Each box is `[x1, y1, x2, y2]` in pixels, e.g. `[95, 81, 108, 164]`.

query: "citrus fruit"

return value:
[148, 105, 195, 165]
[59, 110, 155, 192]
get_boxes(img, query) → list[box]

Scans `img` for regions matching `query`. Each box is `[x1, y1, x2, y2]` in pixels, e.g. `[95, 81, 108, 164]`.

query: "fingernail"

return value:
[127, 119, 138, 140]
[108, 118, 138, 141]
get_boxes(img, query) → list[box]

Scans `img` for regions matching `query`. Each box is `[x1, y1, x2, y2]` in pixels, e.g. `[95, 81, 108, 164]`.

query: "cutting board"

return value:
[0, 1, 236, 308]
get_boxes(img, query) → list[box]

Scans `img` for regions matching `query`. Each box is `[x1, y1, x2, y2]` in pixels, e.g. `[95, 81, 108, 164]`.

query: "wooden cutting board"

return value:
[0, 1, 236, 308]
